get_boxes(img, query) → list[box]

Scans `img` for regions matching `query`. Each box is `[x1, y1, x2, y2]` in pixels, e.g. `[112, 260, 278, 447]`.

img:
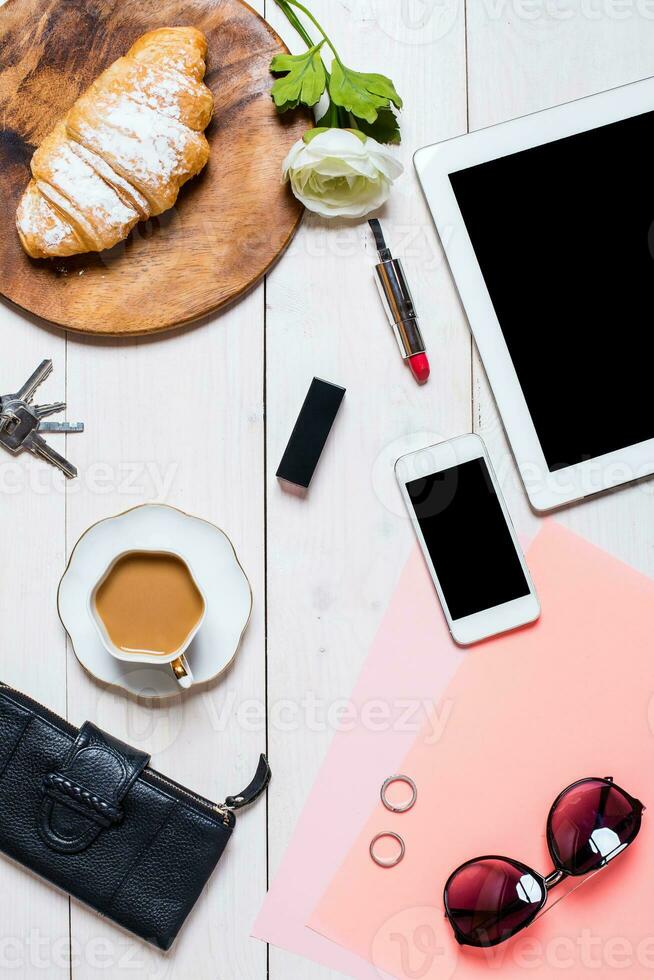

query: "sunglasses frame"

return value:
[443, 777, 644, 949]
[546, 777, 643, 877]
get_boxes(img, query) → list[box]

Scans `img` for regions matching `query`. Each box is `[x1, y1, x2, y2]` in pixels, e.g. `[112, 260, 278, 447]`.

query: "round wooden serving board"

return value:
[0, 0, 307, 335]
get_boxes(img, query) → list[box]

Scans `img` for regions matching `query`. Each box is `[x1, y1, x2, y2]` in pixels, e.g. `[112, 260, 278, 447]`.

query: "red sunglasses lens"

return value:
[548, 779, 643, 875]
[445, 858, 545, 947]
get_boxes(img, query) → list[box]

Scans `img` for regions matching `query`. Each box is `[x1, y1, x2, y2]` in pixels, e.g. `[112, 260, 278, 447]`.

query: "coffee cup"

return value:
[89, 549, 206, 689]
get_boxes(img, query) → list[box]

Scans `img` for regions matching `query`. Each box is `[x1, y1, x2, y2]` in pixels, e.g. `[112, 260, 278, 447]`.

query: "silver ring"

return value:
[381, 775, 417, 813]
[369, 832, 406, 869]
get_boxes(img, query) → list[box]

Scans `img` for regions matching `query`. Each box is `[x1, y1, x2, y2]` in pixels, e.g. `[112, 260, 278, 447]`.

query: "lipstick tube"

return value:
[369, 220, 430, 384]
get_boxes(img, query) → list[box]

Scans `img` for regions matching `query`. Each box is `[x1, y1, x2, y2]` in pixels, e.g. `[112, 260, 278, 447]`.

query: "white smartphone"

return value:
[395, 434, 540, 645]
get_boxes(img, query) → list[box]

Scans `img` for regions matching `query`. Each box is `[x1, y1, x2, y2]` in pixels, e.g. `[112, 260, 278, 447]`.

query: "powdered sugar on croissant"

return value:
[16, 27, 213, 259]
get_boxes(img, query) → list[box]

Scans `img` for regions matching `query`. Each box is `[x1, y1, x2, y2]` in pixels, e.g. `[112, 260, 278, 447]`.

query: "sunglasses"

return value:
[444, 777, 644, 948]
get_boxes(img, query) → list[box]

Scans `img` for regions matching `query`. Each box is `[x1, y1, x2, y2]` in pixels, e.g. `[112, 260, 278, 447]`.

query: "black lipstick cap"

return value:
[276, 377, 346, 489]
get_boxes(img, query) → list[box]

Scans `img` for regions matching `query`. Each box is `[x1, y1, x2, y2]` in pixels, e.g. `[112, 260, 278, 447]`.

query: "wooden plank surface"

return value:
[0, 0, 654, 977]
[264, 1, 470, 977]
[64, 295, 267, 978]
[0, 317, 69, 978]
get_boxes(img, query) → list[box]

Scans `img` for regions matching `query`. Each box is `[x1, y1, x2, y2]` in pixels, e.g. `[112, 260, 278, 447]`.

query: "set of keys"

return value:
[0, 360, 84, 479]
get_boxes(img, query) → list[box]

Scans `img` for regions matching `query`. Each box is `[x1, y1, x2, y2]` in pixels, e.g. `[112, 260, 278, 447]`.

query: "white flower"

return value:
[282, 128, 404, 219]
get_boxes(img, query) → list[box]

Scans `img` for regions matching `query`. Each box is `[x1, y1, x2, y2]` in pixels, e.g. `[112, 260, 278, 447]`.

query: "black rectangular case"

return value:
[0, 684, 235, 950]
[276, 377, 346, 488]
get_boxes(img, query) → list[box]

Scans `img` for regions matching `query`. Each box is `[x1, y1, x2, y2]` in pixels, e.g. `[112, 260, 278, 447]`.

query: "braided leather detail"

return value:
[43, 773, 123, 824]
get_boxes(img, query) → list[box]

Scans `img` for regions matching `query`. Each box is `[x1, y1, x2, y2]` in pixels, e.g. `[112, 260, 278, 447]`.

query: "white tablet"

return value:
[415, 76, 654, 512]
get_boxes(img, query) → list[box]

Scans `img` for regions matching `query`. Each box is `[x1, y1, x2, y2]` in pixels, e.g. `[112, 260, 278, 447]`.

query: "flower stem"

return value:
[282, 0, 342, 62]
[272, 0, 315, 49]
[272, 0, 349, 131]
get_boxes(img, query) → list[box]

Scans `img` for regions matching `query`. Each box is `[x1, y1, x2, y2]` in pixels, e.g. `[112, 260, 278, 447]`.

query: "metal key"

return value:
[32, 402, 84, 433]
[23, 430, 77, 480]
[0, 402, 83, 437]
[33, 401, 66, 419]
[0, 403, 78, 478]
[15, 359, 53, 404]
[31, 400, 84, 434]
[0, 403, 41, 451]
[0, 360, 84, 478]
[0, 360, 54, 430]
[38, 421, 84, 434]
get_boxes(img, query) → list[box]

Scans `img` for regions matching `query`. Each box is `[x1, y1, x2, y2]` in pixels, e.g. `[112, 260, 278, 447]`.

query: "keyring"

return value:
[369, 832, 406, 869]
[381, 774, 417, 814]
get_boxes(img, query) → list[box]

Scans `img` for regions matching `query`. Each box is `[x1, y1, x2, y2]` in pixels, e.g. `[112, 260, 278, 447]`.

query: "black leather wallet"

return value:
[0, 683, 271, 950]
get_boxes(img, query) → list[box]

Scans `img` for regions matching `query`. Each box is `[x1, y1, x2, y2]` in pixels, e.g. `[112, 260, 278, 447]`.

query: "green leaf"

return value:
[328, 61, 403, 125]
[355, 108, 402, 145]
[270, 43, 327, 112]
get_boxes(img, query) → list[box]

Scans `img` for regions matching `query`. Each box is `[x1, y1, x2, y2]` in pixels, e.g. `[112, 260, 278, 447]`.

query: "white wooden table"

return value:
[2, 1, 654, 976]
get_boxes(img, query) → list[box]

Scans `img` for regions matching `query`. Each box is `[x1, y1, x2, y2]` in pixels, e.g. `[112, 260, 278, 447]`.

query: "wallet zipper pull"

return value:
[219, 754, 271, 818]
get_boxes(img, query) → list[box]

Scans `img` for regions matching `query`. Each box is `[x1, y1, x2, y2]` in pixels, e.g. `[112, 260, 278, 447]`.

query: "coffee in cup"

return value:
[91, 550, 205, 688]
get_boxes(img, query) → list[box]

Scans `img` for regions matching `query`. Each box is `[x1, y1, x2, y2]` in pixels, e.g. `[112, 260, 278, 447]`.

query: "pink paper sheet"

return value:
[311, 523, 654, 978]
[253, 545, 465, 975]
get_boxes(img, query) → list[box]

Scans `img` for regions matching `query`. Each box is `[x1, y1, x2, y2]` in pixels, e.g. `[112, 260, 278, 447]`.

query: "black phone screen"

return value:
[406, 457, 530, 620]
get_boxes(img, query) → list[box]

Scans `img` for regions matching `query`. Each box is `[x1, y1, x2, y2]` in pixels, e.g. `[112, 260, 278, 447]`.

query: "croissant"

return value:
[16, 27, 214, 259]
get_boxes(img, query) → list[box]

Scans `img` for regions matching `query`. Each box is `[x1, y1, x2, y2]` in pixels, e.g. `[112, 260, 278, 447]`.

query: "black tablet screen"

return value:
[450, 109, 654, 472]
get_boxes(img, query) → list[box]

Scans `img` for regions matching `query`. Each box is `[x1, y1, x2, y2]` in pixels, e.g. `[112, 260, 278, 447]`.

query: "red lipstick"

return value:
[408, 352, 430, 385]
[369, 219, 430, 385]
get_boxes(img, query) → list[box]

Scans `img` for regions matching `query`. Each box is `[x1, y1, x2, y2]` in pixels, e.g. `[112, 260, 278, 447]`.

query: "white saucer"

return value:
[58, 504, 252, 699]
